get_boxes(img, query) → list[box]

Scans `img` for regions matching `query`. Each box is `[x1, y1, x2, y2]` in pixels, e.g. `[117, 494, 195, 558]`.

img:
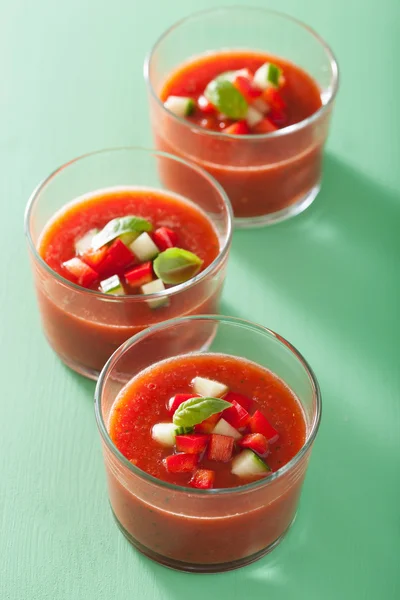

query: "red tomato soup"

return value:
[106, 353, 307, 566]
[152, 51, 325, 220]
[36, 188, 223, 376]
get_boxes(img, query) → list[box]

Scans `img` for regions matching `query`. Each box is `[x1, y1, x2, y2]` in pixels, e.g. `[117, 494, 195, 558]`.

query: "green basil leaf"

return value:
[204, 79, 248, 119]
[91, 216, 152, 250]
[173, 397, 232, 428]
[153, 248, 203, 285]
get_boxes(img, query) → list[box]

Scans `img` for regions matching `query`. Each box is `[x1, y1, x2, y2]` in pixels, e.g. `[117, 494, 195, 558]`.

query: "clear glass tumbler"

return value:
[25, 148, 232, 380]
[95, 315, 321, 572]
[145, 7, 339, 227]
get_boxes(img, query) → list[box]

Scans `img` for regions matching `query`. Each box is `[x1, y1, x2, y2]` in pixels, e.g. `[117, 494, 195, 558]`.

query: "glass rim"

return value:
[24, 146, 233, 302]
[144, 6, 339, 141]
[94, 314, 322, 496]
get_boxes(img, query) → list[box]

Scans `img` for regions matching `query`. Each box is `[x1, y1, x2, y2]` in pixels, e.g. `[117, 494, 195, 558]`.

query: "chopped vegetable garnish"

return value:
[163, 453, 199, 473]
[91, 216, 152, 250]
[75, 229, 99, 255]
[253, 118, 278, 134]
[100, 274, 125, 295]
[249, 410, 279, 444]
[175, 434, 209, 454]
[239, 433, 269, 456]
[208, 434, 234, 462]
[190, 469, 215, 489]
[233, 75, 262, 103]
[82, 246, 108, 273]
[222, 399, 250, 429]
[130, 232, 159, 262]
[253, 62, 282, 90]
[204, 78, 248, 119]
[140, 278, 169, 309]
[125, 262, 153, 288]
[231, 449, 271, 478]
[164, 96, 196, 117]
[192, 376, 228, 398]
[152, 227, 178, 251]
[167, 393, 199, 417]
[172, 396, 232, 428]
[100, 238, 134, 273]
[263, 87, 286, 111]
[212, 418, 242, 441]
[224, 121, 250, 135]
[197, 95, 216, 114]
[153, 247, 203, 285]
[223, 391, 253, 412]
[151, 423, 178, 447]
[194, 412, 221, 434]
[246, 106, 264, 128]
[62, 257, 98, 287]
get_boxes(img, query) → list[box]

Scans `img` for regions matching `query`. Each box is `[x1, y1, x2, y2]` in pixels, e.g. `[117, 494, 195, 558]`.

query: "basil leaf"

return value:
[91, 216, 152, 250]
[173, 397, 232, 428]
[204, 79, 248, 119]
[153, 248, 203, 285]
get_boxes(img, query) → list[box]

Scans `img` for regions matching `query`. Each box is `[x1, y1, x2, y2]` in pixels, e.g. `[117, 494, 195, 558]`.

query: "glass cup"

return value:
[25, 148, 232, 380]
[145, 7, 339, 227]
[95, 315, 321, 572]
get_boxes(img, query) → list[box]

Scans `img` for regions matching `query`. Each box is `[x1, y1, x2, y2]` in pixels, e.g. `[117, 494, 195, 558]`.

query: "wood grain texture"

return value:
[1, 0, 399, 598]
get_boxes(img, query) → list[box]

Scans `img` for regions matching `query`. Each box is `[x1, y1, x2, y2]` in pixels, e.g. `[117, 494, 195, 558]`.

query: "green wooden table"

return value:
[2, 0, 399, 598]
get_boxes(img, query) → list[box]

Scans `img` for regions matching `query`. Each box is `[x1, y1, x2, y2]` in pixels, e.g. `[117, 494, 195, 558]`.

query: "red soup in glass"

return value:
[145, 7, 338, 227]
[95, 316, 321, 572]
[25, 148, 232, 379]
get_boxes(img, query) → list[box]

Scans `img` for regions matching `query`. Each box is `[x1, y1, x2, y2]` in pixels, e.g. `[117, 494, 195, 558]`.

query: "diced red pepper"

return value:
[223, 391, 253, 413]
[249, 410, 279, 444]
[239, 433, 269, 456]
[194, 412, 220, 434]
[263, 87, 287, 111]
[268, 109, 287, 128]
[62, 257, 98, 287]
[252, 117, 278, 134]
[81, 246, 108, 274]
[101, 238, 134, 274]
[222, 400, 250, 429]
[233, 75, 262, 103]
[175, 434, 209, 454]
[125, 261, 153, 288]
[207, 434, 234, 462]
[190, 469, 215, 490]
[224, 120, 250, 135]
[167, 393, 199, 417]
[163, 453, 199, 473]
[152, 227, 178, 251]
[197, 95, 216, 114]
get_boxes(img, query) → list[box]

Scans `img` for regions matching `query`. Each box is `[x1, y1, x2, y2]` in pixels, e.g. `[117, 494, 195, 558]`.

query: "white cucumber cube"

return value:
[74, 229, 99, 255]
[232, 450, 270, 478]
[151, 423, 177, 447]
[141, 278, 169, 309]
[164, 96, 195, 118]
[192, 377, 228, 398]
[130, 232, 159, 262]
[253, 63, 278, 90]
[212, 418, 242, 441]
[246, 106, 264, 127]
[100, 275, 125, 295]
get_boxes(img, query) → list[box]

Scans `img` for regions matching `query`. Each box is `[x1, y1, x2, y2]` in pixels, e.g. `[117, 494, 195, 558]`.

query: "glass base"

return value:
[112, 509, 296, 573]
[234, 183, 320, 229]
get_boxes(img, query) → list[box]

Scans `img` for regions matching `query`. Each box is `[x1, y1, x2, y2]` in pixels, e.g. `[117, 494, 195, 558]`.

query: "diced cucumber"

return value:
[141, 278, 169, 309]
[212, 418, 242, 441]
[100, 275, 125, 295]
[74, 229, 99, 255]
[192, 377, 228, 398]
[130, 232, 159, 262]
[218, 68, 252, 83]
[151, 423, 177, 447]
[252, 98, 270, 114]
[246, 106, 264, 127]
[119, 231, 140, 247]
[253, 62, 281, 90]
[231, 449, 271, 478]
[164, 96, 196, 118]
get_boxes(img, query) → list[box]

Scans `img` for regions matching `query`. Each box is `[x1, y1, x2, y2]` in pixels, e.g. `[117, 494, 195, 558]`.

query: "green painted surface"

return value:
[1, 0, 399, 598]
